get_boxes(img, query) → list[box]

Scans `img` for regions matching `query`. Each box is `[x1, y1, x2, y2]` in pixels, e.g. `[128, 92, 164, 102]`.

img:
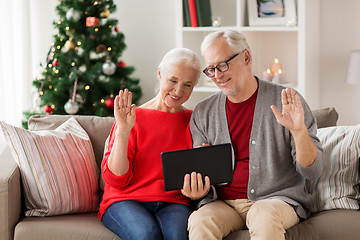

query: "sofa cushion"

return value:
[28, 115, 115, 167]
[0, 118, 99, 217]
[14, 213, 121, 240]
[311, 125, 360, 212]
[224, 209, 360, 240]
[312, 107, 339, 128]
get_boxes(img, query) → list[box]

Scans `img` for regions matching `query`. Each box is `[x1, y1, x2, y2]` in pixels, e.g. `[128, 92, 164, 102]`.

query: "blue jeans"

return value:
[102, 200, 192, 240]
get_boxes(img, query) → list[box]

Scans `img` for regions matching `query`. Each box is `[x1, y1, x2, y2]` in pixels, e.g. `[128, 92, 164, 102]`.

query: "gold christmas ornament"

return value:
[100, 8, 110, 18]
[64, 38, 76, 51]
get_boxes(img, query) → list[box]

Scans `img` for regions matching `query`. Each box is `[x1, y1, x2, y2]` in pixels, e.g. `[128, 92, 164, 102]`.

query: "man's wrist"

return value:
[290, 125, 308, 138]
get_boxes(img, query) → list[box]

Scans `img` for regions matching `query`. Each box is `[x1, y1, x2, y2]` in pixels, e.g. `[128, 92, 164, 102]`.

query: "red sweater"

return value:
[98, 108, 192, 220]
[216, 89, 257, 200]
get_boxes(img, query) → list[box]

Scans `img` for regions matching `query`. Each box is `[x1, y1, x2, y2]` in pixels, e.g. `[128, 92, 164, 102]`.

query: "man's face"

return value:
[203, 38, 250, 98]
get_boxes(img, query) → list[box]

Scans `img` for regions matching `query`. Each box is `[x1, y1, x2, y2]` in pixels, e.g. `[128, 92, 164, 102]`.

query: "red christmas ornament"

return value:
[86, 17, 99, 27]
[44, 105, 53, 115]
[53, 59, 59, 66]
[105, 97, 115, 110]
[114, 27, 119, 32]
[90, 35, 95, 40]
[117, 61, 126, 67]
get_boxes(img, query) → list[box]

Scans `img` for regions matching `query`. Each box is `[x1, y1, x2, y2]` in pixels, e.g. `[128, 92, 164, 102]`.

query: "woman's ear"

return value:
[157, 68, 161, 79]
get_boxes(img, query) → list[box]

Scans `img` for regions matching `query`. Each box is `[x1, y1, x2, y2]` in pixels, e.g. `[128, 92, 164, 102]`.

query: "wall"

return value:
[114, 0, 176, 104]
[319, 0, 360, 125]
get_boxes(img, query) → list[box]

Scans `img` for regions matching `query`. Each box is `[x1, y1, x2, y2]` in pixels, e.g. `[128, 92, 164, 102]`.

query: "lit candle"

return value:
[262, 68, 273, 81]
[211, 16, 222, 27]
[273, 69, 283, 84]
[271, 58, 282, 73]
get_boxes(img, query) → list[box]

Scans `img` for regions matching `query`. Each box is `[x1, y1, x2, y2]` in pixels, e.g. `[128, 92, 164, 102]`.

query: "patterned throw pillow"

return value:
[312, 125, 360, 212]
[0, 117, 99, 217]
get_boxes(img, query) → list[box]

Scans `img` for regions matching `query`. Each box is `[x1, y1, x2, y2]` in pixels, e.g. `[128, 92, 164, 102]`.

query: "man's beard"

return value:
[221, 86, 239, 97]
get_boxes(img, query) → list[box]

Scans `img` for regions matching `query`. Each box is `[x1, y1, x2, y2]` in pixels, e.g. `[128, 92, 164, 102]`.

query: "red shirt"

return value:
[216, 89, 258, 200]
[98, 108, 192, 220]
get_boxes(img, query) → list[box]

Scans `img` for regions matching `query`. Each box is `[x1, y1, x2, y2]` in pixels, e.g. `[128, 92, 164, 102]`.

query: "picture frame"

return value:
[248, 0, 297, 27]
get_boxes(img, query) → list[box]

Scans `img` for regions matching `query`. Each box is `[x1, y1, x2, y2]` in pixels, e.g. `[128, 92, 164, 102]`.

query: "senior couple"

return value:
[97, 30, 324, 240]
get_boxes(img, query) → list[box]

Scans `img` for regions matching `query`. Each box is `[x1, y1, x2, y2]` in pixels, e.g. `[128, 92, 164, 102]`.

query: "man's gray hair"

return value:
[200, 30, 251, 58]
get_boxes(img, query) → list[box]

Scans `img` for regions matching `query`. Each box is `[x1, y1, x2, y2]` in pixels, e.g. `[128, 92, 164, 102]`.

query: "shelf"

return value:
[183, 26, 299, 32]
[183, 26, 238, 32]
[176, 0, 321, 109]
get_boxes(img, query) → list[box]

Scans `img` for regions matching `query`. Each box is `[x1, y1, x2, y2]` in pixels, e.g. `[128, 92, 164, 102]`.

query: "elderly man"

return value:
[181, 30, 324, 240]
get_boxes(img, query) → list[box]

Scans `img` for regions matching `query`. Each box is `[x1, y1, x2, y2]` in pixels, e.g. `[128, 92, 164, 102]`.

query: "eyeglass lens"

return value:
[203, 53, 239, 77]
[205, 63, 228, 77]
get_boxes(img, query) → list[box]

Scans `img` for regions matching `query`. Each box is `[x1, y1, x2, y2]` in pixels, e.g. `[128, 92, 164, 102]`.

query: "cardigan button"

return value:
[251, 140, 256, 145]
[250, 189, 255, 194]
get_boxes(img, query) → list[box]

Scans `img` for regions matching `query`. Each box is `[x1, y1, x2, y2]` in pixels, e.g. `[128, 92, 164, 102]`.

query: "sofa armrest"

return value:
[0, 146, 22, 240]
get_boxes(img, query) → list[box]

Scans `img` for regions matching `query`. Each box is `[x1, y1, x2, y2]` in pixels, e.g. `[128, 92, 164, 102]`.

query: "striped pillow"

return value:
[0, 117, 99, 217]
[311, 125, 360, 212]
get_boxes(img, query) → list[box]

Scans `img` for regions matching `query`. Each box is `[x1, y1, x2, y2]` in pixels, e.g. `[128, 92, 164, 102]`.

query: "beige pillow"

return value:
[0, 118, 99, 216]
[312, 107, 339, 128]
[28, 115, 115, 166]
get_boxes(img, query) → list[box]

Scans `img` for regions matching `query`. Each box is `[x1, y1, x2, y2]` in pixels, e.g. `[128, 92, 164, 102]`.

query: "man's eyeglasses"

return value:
[203, 53, 240, 78]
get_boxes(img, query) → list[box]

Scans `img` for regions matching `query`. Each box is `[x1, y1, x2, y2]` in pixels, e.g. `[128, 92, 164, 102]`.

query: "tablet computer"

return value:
[161, 143, 233, 191]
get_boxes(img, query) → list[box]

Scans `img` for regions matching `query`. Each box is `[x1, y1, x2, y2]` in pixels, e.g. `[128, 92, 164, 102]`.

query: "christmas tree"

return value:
[24, 0, 142, 127]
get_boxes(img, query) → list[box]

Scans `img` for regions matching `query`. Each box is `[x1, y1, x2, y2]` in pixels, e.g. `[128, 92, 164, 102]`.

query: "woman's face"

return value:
[158, 62, 198, 112]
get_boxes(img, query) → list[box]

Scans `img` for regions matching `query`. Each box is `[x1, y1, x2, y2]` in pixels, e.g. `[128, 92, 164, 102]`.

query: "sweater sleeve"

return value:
[292, 98, 324, 181]
[189, 107, 208, 147]
[189, 95, 223, 209]
[101, 123, 135, 188]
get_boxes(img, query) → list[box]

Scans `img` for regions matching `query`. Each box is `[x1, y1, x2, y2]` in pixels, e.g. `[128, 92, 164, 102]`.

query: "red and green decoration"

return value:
[24, 0, 142, 127]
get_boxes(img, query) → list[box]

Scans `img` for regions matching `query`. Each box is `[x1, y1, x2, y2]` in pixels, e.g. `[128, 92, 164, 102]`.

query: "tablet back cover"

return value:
[161, 143, 233, 191]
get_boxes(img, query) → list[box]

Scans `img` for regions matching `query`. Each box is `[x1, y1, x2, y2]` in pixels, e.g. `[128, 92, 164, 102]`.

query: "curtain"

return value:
[0, 0, 56, 126]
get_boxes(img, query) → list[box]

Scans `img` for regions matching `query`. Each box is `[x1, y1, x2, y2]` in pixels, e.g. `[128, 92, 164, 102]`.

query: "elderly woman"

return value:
[98, 48, 201, 240]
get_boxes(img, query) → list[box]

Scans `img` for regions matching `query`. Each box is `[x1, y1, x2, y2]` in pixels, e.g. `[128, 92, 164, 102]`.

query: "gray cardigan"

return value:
[190, 79, 324, 219]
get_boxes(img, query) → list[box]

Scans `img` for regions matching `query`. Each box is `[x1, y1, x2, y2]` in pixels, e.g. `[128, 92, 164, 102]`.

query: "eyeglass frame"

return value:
[202, 52, 241, 78]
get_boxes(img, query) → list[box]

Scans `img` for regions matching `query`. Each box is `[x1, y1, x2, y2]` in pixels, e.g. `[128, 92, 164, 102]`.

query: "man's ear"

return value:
[244, 50, 251, 64]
